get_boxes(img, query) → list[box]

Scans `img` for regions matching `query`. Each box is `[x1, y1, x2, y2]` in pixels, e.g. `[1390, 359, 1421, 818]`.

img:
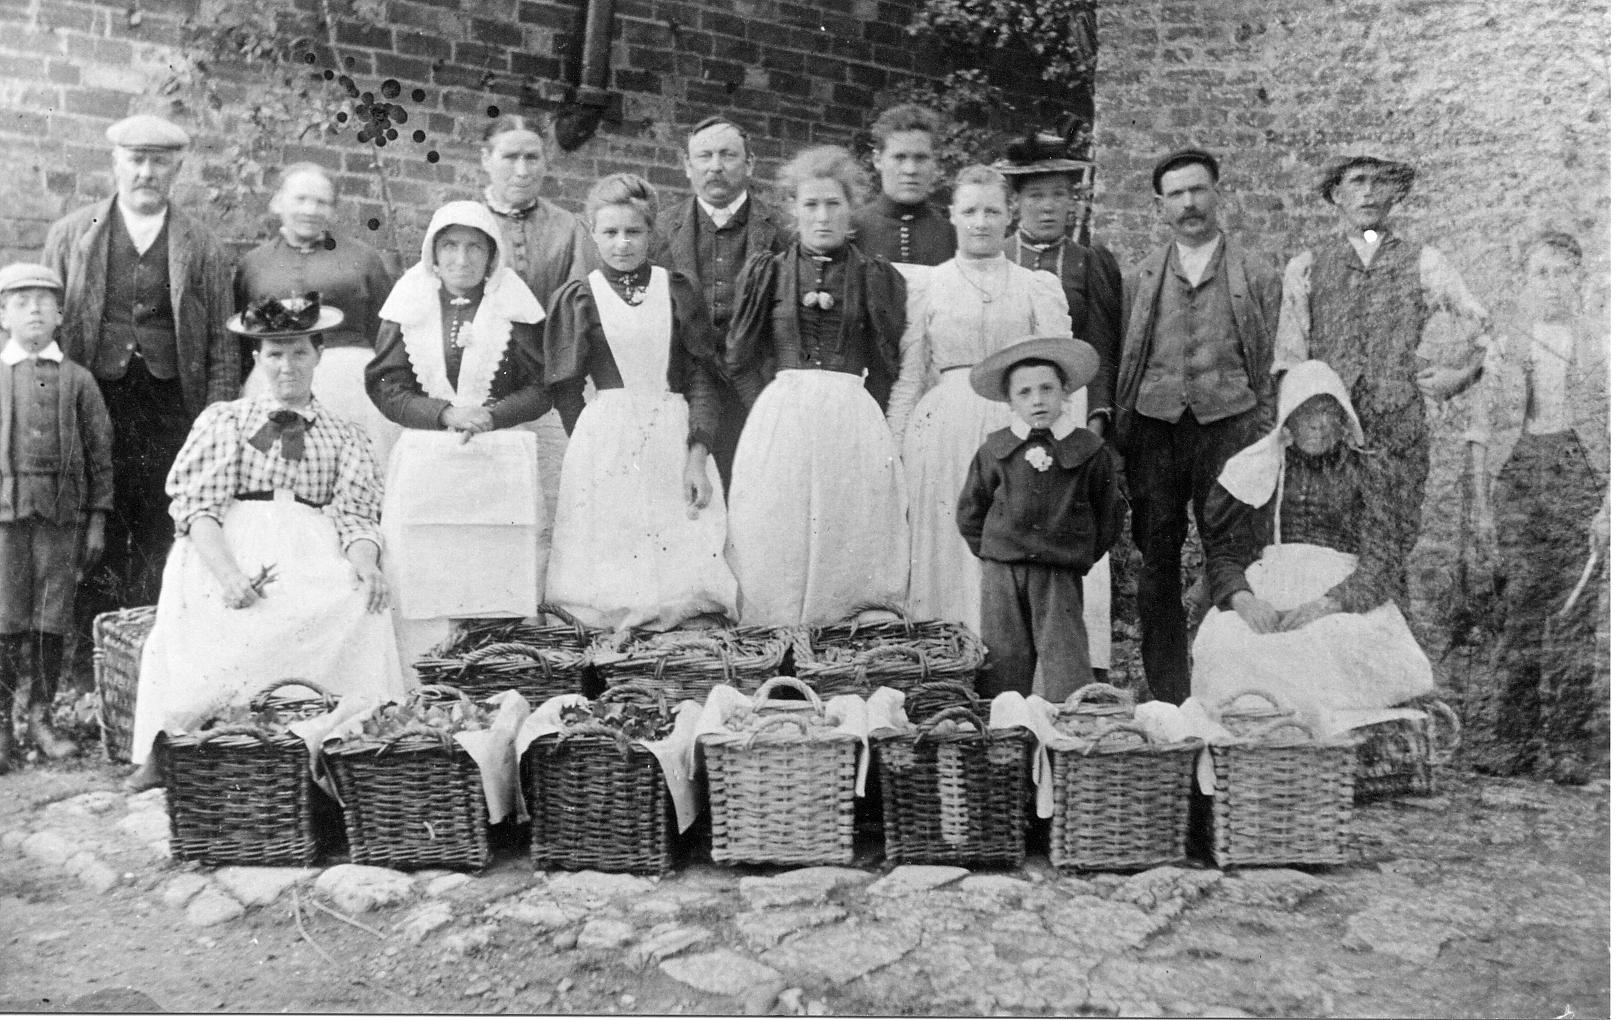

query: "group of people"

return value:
[0, 100, 1603, 786]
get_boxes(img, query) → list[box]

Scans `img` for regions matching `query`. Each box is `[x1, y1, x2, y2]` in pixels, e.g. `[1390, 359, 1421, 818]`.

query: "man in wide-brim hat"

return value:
[1274, 149, 1492, 614]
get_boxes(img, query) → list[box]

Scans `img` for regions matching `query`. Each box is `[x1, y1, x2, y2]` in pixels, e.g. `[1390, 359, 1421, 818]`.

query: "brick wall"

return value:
[1093, 0, 1610, 660]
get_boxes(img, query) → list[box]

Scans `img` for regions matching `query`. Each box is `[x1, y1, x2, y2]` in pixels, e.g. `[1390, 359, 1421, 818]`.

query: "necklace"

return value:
[956, 258, 1009, 304]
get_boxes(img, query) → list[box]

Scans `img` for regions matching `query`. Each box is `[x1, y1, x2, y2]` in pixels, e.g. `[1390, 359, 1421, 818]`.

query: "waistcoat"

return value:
[98, 209, 179, 380]
[1306, 237, 1424, 413]
[1136, 245, 1254, 424]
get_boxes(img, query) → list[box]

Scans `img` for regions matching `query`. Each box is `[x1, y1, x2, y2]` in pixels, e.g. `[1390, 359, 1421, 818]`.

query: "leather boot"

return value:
[25, 631, 77, 760]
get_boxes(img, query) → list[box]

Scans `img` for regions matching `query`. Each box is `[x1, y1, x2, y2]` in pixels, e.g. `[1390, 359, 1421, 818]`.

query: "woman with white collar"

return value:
[365, 200, 549, 669]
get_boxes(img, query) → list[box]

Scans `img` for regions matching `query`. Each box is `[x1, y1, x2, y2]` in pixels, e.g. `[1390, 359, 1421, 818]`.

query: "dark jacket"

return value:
[42, 197, 240, 417]
[0, 356, 115, 525]
[651, 194, 788, 297]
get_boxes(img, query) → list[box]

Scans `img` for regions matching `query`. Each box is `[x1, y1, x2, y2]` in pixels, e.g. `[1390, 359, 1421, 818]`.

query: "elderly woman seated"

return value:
[1191, 359, 1432, 733]
[125, 297, 407, 789]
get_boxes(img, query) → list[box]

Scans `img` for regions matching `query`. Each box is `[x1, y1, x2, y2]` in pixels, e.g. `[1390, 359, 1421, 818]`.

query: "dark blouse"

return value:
[850, 194, 956, 266]
[1204, 445, 1405, 614]
[234, 234, 394, 349]
[543, 268, 723, 449]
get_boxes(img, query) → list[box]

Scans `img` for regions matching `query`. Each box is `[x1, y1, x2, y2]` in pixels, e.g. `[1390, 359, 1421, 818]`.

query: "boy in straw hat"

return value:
[957, 336, 1123, 699]
[0, 263, 114, 770]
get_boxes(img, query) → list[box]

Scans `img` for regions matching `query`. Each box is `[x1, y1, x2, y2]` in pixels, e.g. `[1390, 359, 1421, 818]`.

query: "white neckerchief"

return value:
[697, 191, 748, 229]
[1175, 234, 1221, 286]
[379, 263, 544, 408]
[116, 199, 168, 254]
[1, 339, 63, 365]
[1010, 412, 1077, 441]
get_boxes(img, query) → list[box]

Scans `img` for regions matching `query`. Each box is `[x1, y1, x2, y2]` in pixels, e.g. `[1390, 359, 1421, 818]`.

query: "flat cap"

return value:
[1151, 147, 1219, 194]
[0, 262, 65, 295]
[105, 114, 190, 150]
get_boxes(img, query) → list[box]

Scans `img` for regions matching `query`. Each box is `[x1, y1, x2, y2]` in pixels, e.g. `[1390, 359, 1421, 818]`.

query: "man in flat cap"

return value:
[652, 116, 787, 488]
[1275, 152, 1491, 612]
[43, 114, 239, 614]
[1114, 148, 1281, 705]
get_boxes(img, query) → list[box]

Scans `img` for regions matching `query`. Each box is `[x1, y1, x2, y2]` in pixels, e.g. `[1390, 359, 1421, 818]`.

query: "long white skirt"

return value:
[900, 370, 1111, 666]
[130, 500, 406, 764]
[245, 346, 402, 466]
[1191, 542, 1433, 733]
[546, 390, 737, 630]
[727, 370, 909, 628]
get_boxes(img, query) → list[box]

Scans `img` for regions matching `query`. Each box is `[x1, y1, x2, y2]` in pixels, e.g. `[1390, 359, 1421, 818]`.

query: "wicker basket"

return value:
[91, 605, 157, 763]
[874, 707, 1031, 866]
[414, 605, 597, 705]
[1055, 683, 1137, 737]
[1352, 698, 1461, 802]
[1048, 721, 1200, 871]
[159, 680, 338, 866]
[700, 677, 860, 866]
[1205, 692, 1356, 868]
[792, 612, 987, 698]
[325, 687, 492, 870]
[902, 681, 984, 723]
[591, 628, 789, 703]
[527, 683, 677, 874]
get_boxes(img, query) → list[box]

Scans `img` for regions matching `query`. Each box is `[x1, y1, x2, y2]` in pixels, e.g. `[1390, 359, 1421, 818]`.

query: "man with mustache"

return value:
[652, 117, 786, 487]
[43, 115, 238, 615]
[1114, 148, 1281, 705]
[1275, 153, 1491, 614]
[850, 103, 955, 271]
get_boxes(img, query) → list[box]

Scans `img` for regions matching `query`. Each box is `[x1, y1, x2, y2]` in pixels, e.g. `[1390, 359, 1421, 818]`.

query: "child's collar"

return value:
[1010, 413, 1077, 441]
[0, 338, 62, 365]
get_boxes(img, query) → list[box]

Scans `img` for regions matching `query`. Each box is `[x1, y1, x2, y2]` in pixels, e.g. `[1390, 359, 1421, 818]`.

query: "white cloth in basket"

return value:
[692, 683, 872, 797]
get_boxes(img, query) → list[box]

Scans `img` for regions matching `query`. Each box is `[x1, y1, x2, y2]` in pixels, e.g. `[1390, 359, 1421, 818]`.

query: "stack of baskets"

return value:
[414, 606, 599, 705]
[91, 605, 157, 763]
[325, 686, 494, 870]
[1046, 684, 1201, 871]
[1202, 690, 1356, 868]
[526, 683, 678, 874]
[873, 706, 1031, 867]
[792, 612, 986, 699]
[700, 677, 860, 866]
[591, 627, 789, 703]
[159, 680, 337, 866]
[1351, 696, 1461, 802]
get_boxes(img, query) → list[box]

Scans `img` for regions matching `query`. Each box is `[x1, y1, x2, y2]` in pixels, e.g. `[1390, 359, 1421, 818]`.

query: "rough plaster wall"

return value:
[1093, 0, 1610, 660]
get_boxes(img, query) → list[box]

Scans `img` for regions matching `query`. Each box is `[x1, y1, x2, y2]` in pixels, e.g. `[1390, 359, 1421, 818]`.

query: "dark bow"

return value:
[248, 409, 308, 461]
[241, 292, 321, 334]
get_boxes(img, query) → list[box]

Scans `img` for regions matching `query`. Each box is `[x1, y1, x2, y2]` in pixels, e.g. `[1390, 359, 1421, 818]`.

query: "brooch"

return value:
[801, 291, 834, 310]
[1024, 446, 1054, 472]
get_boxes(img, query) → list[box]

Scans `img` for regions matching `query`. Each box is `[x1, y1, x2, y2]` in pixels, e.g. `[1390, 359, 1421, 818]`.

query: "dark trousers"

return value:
[980, 560, 1090, 701]
[1353, 388, 1429, 613]
[81, 360, 190, 616]
[1124, 409, 1261, 705]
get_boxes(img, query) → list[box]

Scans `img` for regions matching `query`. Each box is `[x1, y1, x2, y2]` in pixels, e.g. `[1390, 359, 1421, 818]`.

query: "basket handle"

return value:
[248, 678, 337, 711]
[599, 681, 671, 718]
[1215, 688, 1290, 716]
[536, 602, 590, 643]
[553, 720, 638, 755]
[1426, 698, 1462, 762]
[907, 680, 979, 704]
[193, 724, 279, 747]
[915, 706, 988, 742]
[752, 676, 824, 712]
[743, 714, 812, 748]
[1245, 718, 1316, 746]
[412, 684, 472, 705]
[1063, 682, 1135, 710]
[461, 642, 546, 667]
[376, 725, 456, 753]
[844, 602, 913, 637]
[1079, 720, 1151, 755]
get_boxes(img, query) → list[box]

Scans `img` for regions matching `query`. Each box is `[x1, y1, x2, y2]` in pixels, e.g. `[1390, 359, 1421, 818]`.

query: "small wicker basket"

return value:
[414, 605, 598, 705]
[873, 707, 1031, 867]
[591, 628, 789, 703]
[526, 683, 677, 875]
[159, 679, 338, 866]
[1048, 720, 1200, 872]
[91, 605, 157, 763]
[700, 677, 860, 866]
[1352, 697, 1461, 802]
[792, 611, 987, 698]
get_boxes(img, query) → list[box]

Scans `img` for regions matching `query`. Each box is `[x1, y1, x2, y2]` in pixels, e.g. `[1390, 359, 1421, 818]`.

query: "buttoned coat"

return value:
[1114, 237, 1282, 448]
[42, 197, 240, 419]
[652, 195, 788, 309]
[0, 356, 115, 526]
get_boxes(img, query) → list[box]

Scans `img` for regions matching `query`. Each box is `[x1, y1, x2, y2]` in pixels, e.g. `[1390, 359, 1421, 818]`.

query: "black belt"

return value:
[235, 490, 326, 510]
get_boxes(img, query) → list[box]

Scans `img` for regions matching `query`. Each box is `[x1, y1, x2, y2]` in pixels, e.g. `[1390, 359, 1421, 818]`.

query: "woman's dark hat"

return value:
[1318, 154, 1416, 204]
[226, 293, 343, 339]
[994, 124, 1093, 182]
[970, 336, 1099, 401]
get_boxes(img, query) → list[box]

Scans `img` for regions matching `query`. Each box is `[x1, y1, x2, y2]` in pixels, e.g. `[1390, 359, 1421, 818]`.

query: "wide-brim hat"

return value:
[994, 129, 1094, 182]
[970, 336, 1100, 402]
[0, 262, 64, 295]
[1318, 154, 1416, 204]
[226, 294, 343, 339]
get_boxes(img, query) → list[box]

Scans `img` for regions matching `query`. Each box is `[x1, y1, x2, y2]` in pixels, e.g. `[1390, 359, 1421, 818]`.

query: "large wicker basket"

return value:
[1048, 721, 1200, 871]
[902, 681, 984, 723]
[792, 612, 987, 698]
[325, 688, 493, 870]
[700, 677, 860, 866]
[873, 707, 1031, 867]
[1205, 692, 1356, 868]
[591, 628, 789, 703]
[1352, 697, 1461, 802]
[91, 605, 157, 763]
[526, 683, 677, 874]
[159, 680, 338, 866]
[414, 605, 598, 704]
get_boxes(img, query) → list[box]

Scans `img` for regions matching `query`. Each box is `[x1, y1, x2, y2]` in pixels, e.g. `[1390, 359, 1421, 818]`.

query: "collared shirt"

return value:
[165, 394, 385, 551]
[1174, 235, 1221, 288]
[114, 199, 167, 254]
[1010, 412, 1078, 441]
[0, 340, 64, 365]
[697, 191, 749, 229]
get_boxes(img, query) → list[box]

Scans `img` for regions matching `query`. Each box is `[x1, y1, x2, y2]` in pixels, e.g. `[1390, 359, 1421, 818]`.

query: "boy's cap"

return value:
[0, 262, 64, 295]
[970, 335, 1099, 402]
[105, 114, 190, 151]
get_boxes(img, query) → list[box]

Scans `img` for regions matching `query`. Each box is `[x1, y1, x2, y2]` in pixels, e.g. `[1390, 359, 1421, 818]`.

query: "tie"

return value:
[1029, 427, 1054, 443]
[248, 410, 307, 461]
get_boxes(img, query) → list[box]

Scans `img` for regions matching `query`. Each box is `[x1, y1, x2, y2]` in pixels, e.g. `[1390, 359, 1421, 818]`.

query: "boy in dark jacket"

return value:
[957, 335, 1123, 700]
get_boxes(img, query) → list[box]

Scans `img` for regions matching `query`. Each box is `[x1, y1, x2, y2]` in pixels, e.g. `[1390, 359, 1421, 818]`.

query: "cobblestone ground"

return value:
[0, 759, 1607, 1017]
